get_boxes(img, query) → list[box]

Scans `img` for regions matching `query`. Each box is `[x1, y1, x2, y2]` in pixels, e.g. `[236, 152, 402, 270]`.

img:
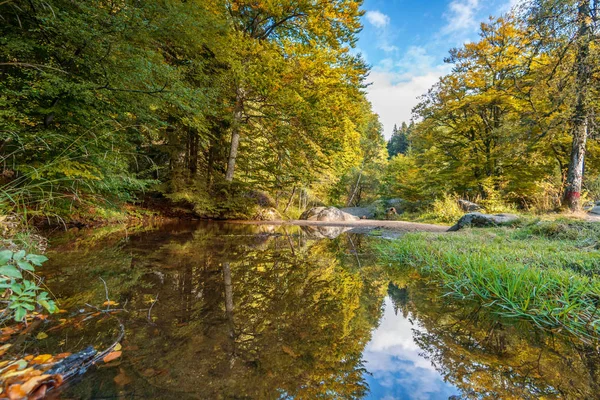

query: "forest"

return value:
[1, 0, 599, 224]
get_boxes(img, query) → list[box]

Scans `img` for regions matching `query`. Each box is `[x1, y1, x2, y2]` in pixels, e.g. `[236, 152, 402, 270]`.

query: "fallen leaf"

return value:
[3, 366, 34, 379]
[28, 384, 47, 400]
[113, 343, 122, 351]
[142, 368, 156, 377]
[103, 351, 122, 363]
[6, 384, 26, 400]
[20, 375, 51, 394]
[0, 344, 12, 357]
[36, 332, 48, 340]
[55, 353, 71, 359]
[102, 301, 119, 306]
[31, 354, 53, 364]
[113, 369, 131, 386]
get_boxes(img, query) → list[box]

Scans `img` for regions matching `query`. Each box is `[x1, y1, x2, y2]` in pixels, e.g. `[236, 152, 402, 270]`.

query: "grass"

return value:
[376, 219, 600, 342]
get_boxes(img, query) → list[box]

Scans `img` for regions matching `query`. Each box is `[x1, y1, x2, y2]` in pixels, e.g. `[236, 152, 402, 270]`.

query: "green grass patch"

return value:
[375, 220, 600, 341]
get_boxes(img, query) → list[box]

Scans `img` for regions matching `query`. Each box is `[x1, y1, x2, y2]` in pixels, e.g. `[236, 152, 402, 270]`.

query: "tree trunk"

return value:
[222, 262, 235, 338]
[283, 186, 297, 214]
[225, 90, 243, 182]
[563, 0, 592, 211]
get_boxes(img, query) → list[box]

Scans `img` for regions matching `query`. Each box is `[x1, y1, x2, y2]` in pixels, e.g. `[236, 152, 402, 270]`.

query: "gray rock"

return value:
[300, 207, 359, 222]
[458, 199, 482, 212]
[590, 206, 600, 215]
[300, 225, 352, 239]
[448, 212, 519, 232]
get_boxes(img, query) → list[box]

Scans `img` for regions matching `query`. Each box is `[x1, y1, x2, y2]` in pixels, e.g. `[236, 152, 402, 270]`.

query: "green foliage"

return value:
[386, 122, 411, 158]
[0, 249, 57, 322]
[418, 194, 464, 224]
[383, 11, 600, 210]
[0, 0, 380, 221]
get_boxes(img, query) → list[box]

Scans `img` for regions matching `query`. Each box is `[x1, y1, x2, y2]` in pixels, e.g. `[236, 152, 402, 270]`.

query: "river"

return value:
[33, 221, 599, 399]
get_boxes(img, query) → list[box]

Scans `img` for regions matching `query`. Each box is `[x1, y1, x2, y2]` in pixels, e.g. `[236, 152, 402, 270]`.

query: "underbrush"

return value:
[376, 220, 600, 341]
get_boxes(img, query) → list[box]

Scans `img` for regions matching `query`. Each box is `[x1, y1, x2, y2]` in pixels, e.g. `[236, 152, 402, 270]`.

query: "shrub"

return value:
[0, 249, 58, 322]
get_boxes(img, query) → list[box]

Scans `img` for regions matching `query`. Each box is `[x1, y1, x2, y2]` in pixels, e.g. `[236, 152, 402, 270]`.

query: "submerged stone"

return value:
[448, 212, 519, 231]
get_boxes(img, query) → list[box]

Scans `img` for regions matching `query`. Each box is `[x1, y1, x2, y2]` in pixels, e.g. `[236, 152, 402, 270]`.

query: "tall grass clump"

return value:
[376, 221, 600, 341]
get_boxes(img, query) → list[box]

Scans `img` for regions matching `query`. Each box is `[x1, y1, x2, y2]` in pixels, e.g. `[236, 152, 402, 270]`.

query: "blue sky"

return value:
[357, 0, 521, 138]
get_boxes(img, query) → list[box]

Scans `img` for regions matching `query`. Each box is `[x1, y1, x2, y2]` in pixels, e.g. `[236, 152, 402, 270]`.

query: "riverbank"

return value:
[230, 218, 449, 233]
[375, 219, 600, 342]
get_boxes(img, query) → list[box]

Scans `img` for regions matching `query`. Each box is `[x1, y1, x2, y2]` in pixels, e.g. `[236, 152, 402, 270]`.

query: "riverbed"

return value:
[33, 221, 600, 399]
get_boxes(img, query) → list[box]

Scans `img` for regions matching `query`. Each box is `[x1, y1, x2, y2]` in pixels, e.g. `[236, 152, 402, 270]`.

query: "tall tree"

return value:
[222, 0, 365, 181]
[527, 0, 598, 210]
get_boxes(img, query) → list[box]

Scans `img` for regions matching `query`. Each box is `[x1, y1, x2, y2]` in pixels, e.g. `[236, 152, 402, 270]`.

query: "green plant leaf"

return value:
[0, 265, 22, 279]
[17, 261, 35, 271]
[13, 250, 26, 261]
[0, 250, 13, 264]
[14, 306, 26, 322]
[10, 283, 23, 295]
[25, 254, 48, 266]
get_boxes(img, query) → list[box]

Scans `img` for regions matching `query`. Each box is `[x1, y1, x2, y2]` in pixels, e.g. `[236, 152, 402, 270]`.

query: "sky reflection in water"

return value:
[363, 297, 460, 400]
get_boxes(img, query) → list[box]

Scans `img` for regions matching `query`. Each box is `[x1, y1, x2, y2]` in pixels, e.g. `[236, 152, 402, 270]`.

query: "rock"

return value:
[300, 225, 352, 239]
[448, 212, 519, 232]
[254, 207, 282, 221]
[590, 206, 600, 216]
[458, 199, 482, 212]
[299, 207, 359, 222]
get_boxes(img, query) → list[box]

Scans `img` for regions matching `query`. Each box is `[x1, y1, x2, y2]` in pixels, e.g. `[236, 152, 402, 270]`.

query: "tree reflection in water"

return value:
[41, 222, 600, 399]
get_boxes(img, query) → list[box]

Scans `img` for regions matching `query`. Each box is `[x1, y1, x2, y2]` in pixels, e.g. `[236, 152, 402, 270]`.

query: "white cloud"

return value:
[366, 10, 391, 28]
[366, 67, 448, 140]
[365, 10, 397, 53]
[366, 46, 451, 139]
[364, 0, 516, 138]
[442, 0, 480, 34]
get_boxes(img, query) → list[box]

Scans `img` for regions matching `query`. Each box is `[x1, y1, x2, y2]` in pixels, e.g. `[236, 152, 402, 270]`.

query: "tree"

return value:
[387, 122, 411, 158]
[222, 0, 366, 182]
[526, 0, 599, 210]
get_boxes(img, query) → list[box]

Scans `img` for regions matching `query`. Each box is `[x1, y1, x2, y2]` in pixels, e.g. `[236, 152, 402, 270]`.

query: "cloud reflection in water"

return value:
[362, 297, 460, 400]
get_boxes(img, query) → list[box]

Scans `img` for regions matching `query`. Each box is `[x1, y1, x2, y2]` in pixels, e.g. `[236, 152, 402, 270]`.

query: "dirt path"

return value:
[232, 219, 449, 233]
[587, 214, 600, 222]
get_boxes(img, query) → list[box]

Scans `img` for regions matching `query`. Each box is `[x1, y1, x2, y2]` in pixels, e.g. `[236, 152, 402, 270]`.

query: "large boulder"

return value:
[299, 207, 359, 222]
[300, 225, 352, 239]
[590, 206, 600, 216]
[458, 199, 482, 212]
[448, 212, 519, 232]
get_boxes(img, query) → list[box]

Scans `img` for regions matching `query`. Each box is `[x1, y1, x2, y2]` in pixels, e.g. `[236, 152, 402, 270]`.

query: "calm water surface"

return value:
[33, 222, 600, 399]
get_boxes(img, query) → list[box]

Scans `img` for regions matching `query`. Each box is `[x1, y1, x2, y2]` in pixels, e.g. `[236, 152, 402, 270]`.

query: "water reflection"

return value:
[37, 221, 600, 399]
[363, 297, 459, 400]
